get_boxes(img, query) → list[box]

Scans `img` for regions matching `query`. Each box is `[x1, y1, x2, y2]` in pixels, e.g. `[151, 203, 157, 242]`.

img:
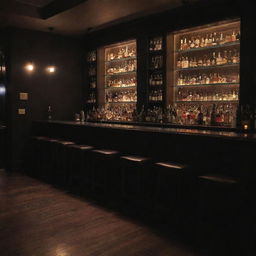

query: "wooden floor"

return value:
[0, 169, 254, 256]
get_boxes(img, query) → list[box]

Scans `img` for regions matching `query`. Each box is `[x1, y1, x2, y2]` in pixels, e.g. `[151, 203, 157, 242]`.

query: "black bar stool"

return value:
[120, 155, 151, 210]
[51, 140, 75, 187]
[90, 149, 120, 197]
[152, 161, 188, 220]
[196, 174, 241, 226]
[65, 144, 93, 193]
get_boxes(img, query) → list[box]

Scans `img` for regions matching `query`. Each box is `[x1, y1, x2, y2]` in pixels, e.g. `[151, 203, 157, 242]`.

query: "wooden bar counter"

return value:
[32, 120, 256, 180]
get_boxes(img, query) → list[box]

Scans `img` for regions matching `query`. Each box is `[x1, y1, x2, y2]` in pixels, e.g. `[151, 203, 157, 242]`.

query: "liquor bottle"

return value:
[210, 104, 216, 126]
[211, 52, 216, 66]
[47, 106, 52, 120]
[197, 106, 204, 125]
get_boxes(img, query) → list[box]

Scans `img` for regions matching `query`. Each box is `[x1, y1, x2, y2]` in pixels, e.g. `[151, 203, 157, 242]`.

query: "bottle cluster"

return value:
[87, 51, 96, 62]
[149, 38, 163, 51]
[149, 73, 164, 86]
[88, 67, 96, 76]
[179, 30, 240, 51]
[176, 103, 237, 126]
[149, 90, 163, 102]
[150, 55, 163, 69]
[177, 73, 239, 86]
[177, 49, 240, 69]
[177, 88, 239, 102]
[106, 60, 136, 74]
[87, 105, 136, 122]
[87, 93, 96, 103]
[105, 89, 137, 103]
[89, 77, 96, 88]
[106, 77, 136, 88]
[106, 46, 136, 61]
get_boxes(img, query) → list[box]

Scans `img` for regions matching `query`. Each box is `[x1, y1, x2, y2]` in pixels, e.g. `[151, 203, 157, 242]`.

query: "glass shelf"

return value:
[176, 83, 239, 87]
[105, 71, 137, 76]
[176, 41, 240, 54]
[105, 86, 136, 90]
[176, 63, 239, 72]
[105, 56, 136, 63]
[106, 101, 136, 104]
[176, 100, 238, 103]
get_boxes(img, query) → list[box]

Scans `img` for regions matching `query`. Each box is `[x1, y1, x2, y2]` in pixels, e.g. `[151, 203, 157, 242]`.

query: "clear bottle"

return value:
[47, 106, 52, 120]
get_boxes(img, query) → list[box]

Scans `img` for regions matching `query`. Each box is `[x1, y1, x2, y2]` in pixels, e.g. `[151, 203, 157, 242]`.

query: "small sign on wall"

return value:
[18, 108, 26, 115]
[19, 93, 28, 100]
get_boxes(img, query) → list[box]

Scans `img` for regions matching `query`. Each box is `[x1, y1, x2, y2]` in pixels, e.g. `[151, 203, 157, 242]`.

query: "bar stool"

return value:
[65, 144, 93, 193]
[51, 140, 75, 187]
[90, 149, 120, 197]
[29, 136, 48, 177]
[119, 155, 151, 211]
[152, 161, 188, 220]
[196, 174, 241, 226]
[38, 137, 61, 182]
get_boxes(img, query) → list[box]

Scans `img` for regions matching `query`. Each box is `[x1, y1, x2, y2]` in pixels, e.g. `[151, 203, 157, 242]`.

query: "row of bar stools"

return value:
[90, 149, 120, 197]
[65, 144, 93, 192]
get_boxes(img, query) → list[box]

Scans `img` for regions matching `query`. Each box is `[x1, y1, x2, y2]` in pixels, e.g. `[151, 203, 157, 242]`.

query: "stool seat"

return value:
[155, 161, 186, 169]
[93, 149, 119, 155]
[56, 141, 74, 145]
[198, 175, 238, 184]
[68, 144, 93, 150]
[121, 155, 149, 162]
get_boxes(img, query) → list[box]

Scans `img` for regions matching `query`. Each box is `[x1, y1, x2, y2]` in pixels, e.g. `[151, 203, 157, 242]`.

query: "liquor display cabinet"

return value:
[84, 18, 246, 130]
[85, 50, 97, 107]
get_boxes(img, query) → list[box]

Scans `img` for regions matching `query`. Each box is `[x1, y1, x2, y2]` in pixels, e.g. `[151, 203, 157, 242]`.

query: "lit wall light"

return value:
[25, 62, 35, 72]
[46, 66, 56, 74]
[0, 84, 6, 95]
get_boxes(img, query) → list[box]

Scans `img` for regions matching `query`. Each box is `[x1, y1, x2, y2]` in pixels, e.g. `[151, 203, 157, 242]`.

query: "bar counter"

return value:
[32, 120, 256, 180]
[35, 120, 256, 141]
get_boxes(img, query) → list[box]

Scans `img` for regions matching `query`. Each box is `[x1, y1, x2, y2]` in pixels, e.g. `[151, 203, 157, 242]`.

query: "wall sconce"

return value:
[25, 62, 35, 72]
[46, 65, 56, 74]
[0, 84, 6, 95]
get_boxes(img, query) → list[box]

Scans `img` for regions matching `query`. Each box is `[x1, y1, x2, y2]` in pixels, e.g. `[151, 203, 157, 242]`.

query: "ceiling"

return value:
[0, 0, 202, 35]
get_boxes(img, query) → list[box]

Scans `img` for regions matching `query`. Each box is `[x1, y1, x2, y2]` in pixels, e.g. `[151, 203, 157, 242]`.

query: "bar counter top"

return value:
[35, 120, 256, 142]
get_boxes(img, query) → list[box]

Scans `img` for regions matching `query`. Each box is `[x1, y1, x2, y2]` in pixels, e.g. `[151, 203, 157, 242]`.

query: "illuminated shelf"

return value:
[176, 63, 239, 72]
[105, 86, 136, 90]
[176, 82, 239, 88]
[176, 41, 240, 54]
[105, 56, 136, 63]
[105, 71, 136, 76]
[175, 100, 238, 103]
[106, 101, 136, 104]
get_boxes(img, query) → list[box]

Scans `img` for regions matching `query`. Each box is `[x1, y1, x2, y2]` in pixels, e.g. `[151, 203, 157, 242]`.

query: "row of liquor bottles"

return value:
[105, 89, 137, 103]
[149, 38, 163, 51]
[177, 50, 240, 69]
[177, 73, 239, 86]
[87, 105, 136, 122]
[106, 46, 136, 61]
[86, 103, 256, 131]
[106, 78, 136, 88]
[87, 51, 97, 62]
[106, 60, 136, 74]
[149, 90, 163, 102]
[149, 73, 164, 86]
[176, 88, 239, 102]
[178, 30, 240, 51]
[87, 93, 97, 103]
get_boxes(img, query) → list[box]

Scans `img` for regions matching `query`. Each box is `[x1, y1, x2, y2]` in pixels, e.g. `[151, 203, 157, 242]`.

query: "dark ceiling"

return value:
[0, 0, 202, 35]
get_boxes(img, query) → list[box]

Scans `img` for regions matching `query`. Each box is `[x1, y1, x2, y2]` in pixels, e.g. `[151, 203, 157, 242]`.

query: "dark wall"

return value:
[6, 28, 83, 171]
